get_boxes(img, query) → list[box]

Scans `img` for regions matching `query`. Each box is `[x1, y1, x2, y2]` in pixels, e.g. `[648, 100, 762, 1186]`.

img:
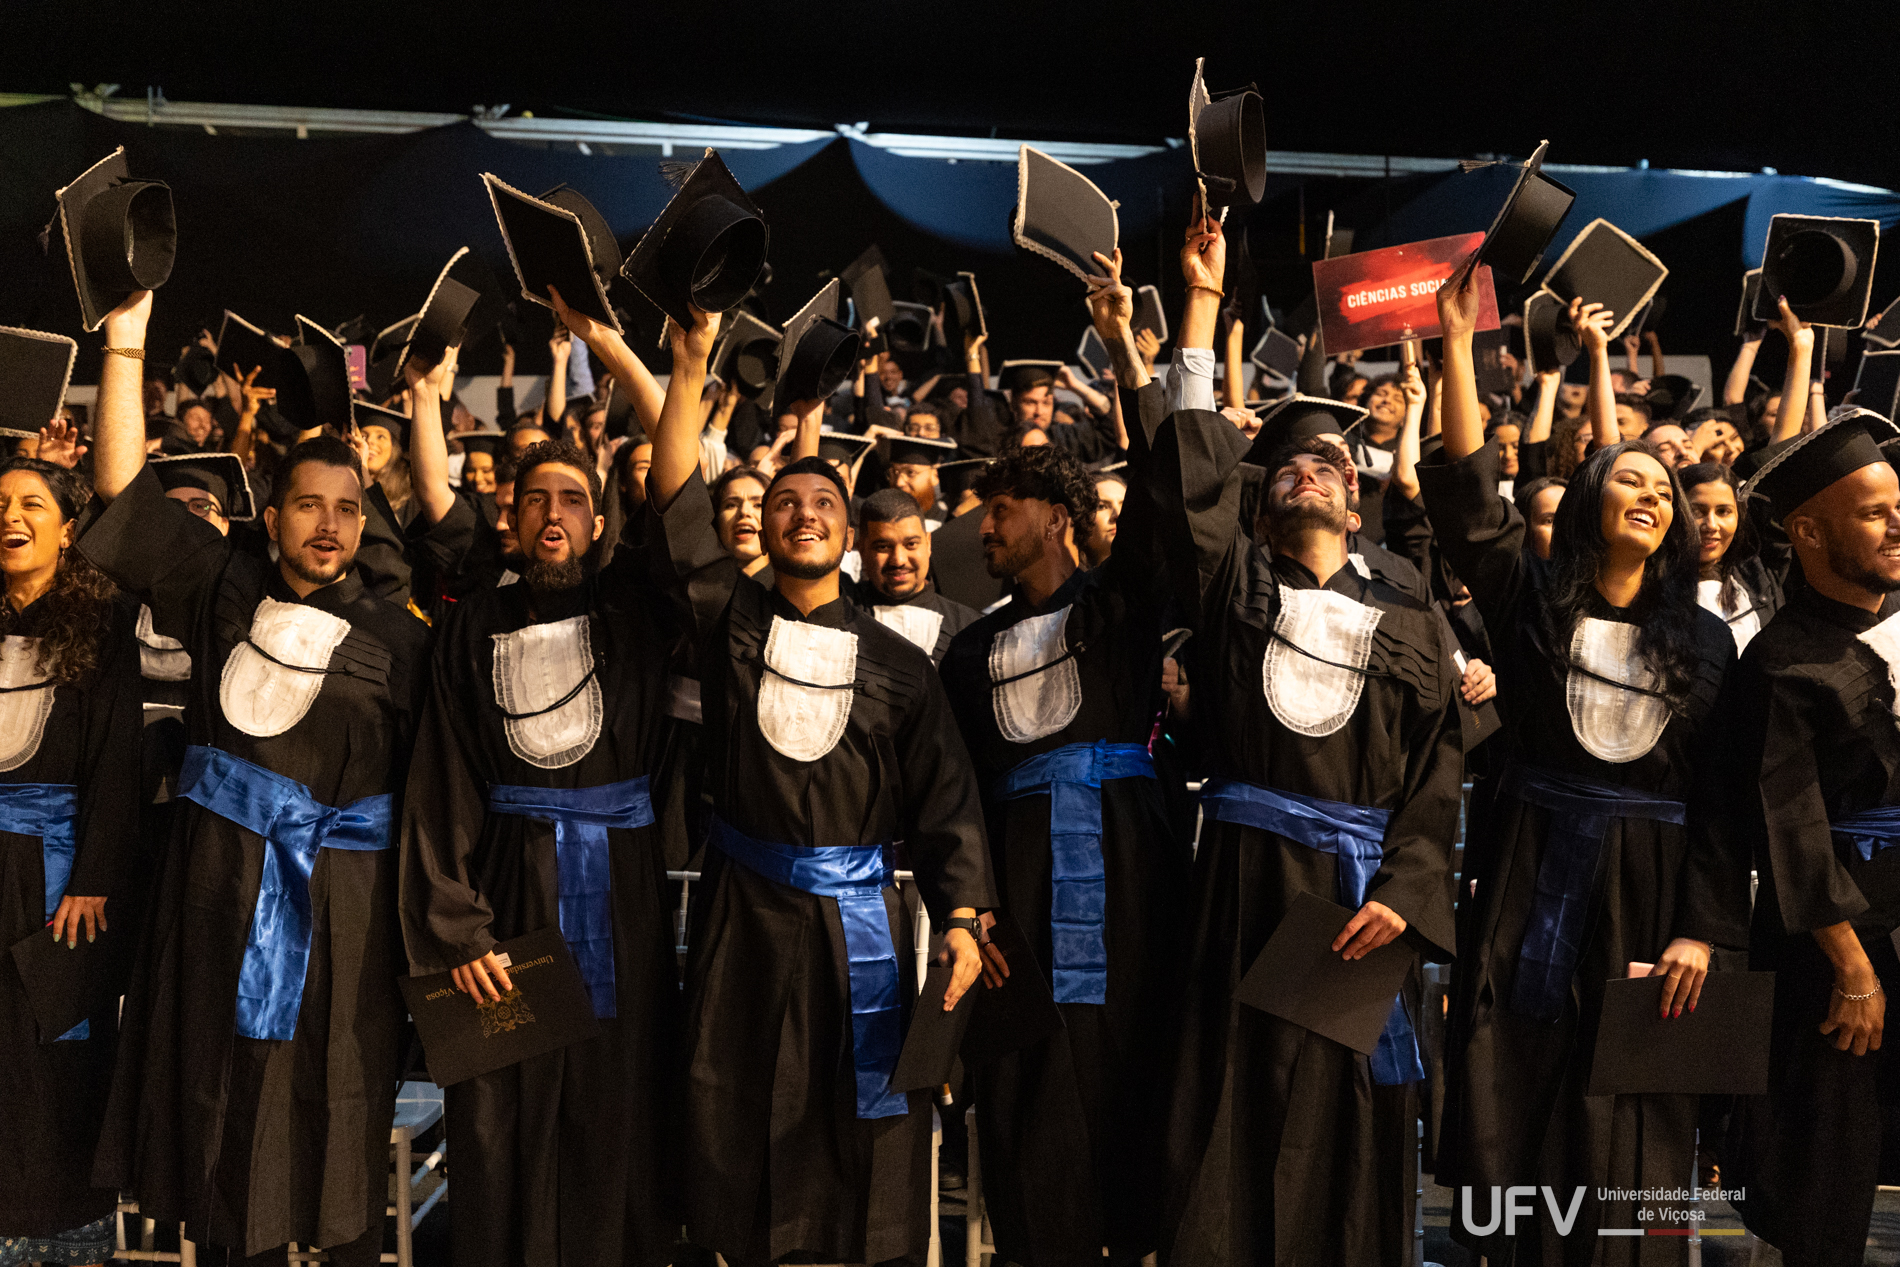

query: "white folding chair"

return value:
[111, 1201, 196, 1263]
[285, 1081, 446, 1265]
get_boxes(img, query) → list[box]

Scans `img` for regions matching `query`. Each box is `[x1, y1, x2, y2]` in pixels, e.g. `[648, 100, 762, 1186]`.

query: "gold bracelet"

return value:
[103, 347, 145, 360]
[1186, 284, 1225, 299]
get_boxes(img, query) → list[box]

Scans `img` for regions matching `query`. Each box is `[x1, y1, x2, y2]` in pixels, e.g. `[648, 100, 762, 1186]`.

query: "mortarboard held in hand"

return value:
[941, 272, 987, 350]
[151, 452, 257, 522]
[886, 300, 933, 354]
[1851, 349, 1900, 421]
[1012, 146, 1120, 287]
[1539, 219, 1668, 341]
[53, 146, 177, 332]
[1524, 291, 1580, 375]
[1741, 407, 1900, 522]
[1752, 213, 1880, 328]
[841, 245, 898, 341]
[215, 310, 286, 385]
[1735, 269, 1769, 339]
[484, 174, 623, 331]
[620, 149, 770, 327]
[276, 317, 356, 436]
[1188, 57, 1267, 218]
[1076, 327, 1110, 381]
[1863, 294, 1900, 350]
[1250, 326, 1303, 385]
[711, 311, 783, 409]
[1468, 140, 1575, 288]
[775, 279, 859, 407]
[0, 327, 78, 433]
[1644, 374, 1702, 421]
[394, 247, 482, 379]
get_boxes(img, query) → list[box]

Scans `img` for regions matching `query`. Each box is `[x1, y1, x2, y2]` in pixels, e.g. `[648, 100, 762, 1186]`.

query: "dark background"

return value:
[5, 0, 1897, 393]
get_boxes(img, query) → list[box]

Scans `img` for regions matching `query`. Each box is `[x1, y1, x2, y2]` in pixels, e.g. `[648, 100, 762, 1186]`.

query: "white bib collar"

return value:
[1857, 611, 1900, 730]
[1565, 617, 1670, 762]
[492, 615, 602, 768]
[874, 603, 945, 656]
[1263, 585, 1382, 737]
[0, 636, 55, 772]
[136, 603, 192, 683]
[990, 605, 1082, 743]
[218, 598, 351, 738]
[758, 616, 858, 762]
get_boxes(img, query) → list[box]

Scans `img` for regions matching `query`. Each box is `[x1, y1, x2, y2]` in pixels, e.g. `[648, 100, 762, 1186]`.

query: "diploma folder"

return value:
[1233, 890, 1417, 1055]
[398, 927, 602, 1086]
[1585, 971, 1775, 1097]
[959, 910, 1066, 1067]
[10, 923, 122, 1043]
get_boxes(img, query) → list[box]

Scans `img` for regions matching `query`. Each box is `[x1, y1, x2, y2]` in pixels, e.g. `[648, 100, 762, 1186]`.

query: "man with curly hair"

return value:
[936, 250, 1189, 1267]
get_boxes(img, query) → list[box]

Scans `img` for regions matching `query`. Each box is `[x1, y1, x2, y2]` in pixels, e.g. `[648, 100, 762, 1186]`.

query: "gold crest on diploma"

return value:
[477, 986, 536, 1037]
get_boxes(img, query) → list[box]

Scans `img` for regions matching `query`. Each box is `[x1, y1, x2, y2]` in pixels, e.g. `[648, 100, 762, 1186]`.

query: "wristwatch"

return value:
[943, 916, 982, 939]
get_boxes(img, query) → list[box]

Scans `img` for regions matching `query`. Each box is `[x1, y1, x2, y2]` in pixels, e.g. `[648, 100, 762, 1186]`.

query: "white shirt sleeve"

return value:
[1167, 346, 1218, 414]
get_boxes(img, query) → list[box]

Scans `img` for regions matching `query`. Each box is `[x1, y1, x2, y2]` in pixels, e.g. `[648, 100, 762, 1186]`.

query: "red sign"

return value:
[1311, 233, 1501, 355]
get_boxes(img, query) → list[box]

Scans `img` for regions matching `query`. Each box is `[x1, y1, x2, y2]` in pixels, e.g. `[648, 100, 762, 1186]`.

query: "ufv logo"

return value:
[1460, 1186, 1588, 1236]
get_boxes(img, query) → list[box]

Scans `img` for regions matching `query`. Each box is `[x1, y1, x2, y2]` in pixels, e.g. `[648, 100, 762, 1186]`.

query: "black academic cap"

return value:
[815, 429, 876, 463]
[1076, 326, 1110, 380]
[151, 452, 256, 521]
[483, 173, 622, 332]
[775, 280, 858, 406]
[1586, 972, 1774, 1097]
[276, 317, 354, 435]
[354, 400, 410, 449]
[1645, 374, 1702, 421]
[841, 245, 897, 330]
[1865, 294, 1900, 350]
[53, 147, 177, 332]
[399, 248, 482, 376]
[1188, 57, 1267, 209]
[0, 327, 76, 432]
[886, 301, 932, 354]
[997, 360, 1061, 394]
[1524, 291, 1580, 373]
[882, 434, 958, 467]
[1854, 349, 1900, 419]
[1735, 269, 1768, 339]
[1012, 146, 1120, 285]
[175, 346, 220, 394]
[959, 911, 1064, 1066]
[1472, 140, 1575, 288]
[711, 310, 783, 407]
[457, 426, 507, 457]
[215, 311, 284, 382]
[1754, 213, 1880, 328]
[1243, 394, 1369, 463]
[620, 149, 769, 327]
[365, 313, 420, 401]
[1742, 407, 1900, 520]
[887, 937, 980, 1093]
[1133, 284, 1169, 344]
[1249, 326, 1302, 381]
[940, 272, 987, 348]
[1539, 219, 1668, 341]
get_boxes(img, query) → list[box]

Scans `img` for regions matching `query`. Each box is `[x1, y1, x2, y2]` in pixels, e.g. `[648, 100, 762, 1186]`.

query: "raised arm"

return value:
[1645, 328, 1665, 382]
[1222, 316, 1246, 409]
[547, 328, 571, 430]
[1055, 363, 1112, 419]
[1574, 298, 1620, 451]
[405, 345, 459, 526]
[1436, 258, 1487, 461]
[549, 286, 667, 436]
[648, 309, 723, 513]
[1527, 367, 1560, 444]
[94, 290, 154, 503]
[1724, 329, 1764, 405]
[228, 366, 271, 470]
[1769, 296, 1814, 444]
[1390, 346, 1427, 503]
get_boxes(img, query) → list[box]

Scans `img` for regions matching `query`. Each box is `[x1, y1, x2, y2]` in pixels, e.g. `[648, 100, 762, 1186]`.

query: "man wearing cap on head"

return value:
[1724, 407, 1900, 1265]
[1142, 207, 1461, 1264]
[80, 291, 438, 1267]
[935, 248, 1188, 1267]
[397, 283, 687, 1267]
[642, 300, 995, 1267]
[849, 487, 976, 666]
[884, 432, 955, 525]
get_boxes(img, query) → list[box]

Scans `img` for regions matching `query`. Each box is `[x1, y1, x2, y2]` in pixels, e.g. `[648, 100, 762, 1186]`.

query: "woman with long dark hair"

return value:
[1679, 461, 1784, 653]
[0, 457, 141, 1267]
[1419, 264, 1749, 1262]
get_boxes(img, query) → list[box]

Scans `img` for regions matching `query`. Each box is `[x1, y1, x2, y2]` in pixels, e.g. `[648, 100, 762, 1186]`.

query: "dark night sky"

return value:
[9, 0, 1899, 189]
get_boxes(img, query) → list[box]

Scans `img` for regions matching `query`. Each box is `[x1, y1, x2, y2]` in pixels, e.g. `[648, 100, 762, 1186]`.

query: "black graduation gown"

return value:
[398, 557, 683, 1267]
[650, 471, 998, 1266]
[1146, 402, 1462, 1267]
[0, 592, 141, 1238]
[937, 386, 1188, 1267]
[1725, 588, 1900, 1266]
[1417, 444, 1746, 1264]
[848, 578, 978, 666]
[84, 468, 430, 1260]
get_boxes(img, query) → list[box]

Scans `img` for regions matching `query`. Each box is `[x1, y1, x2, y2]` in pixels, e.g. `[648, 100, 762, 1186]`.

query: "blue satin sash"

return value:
[178, 745, 392, 1041]
[1502, 763, 1686, 1023]
[487, 777, 653, 1019]
[1200, 777, 1423, 1085]
[707, 815, 908, 1119]
[0, 782, 88, 1040]
[990, 741, 1156, 1005]
[1832, 804, 1900, 863]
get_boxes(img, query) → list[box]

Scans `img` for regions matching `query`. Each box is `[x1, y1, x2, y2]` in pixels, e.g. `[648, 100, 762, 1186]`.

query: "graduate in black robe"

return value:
[646, 307, 997, 1267]
[0, 458, 141, 1265]
[1722, 412, 1900, 1266]
[849, 487, 978, 665]
[1419, 270, 1747, 1263]
[1138, 224, 1462, 1265]
[936, 269, 1188, 1267]
[399, 307, 685, 1266]
[83, 296, 439, 1266]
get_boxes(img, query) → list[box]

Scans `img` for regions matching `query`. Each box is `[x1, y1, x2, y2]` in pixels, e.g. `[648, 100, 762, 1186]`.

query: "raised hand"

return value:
[1180, 197, 1227, 295]
[1569, 297, 1616, 355]
[1434, 254, 1484, 341]
[1085, 248, 1135, 335]
[35, 417, 87, 469]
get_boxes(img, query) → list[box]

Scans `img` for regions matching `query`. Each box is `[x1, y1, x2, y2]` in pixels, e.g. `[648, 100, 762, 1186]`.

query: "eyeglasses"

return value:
[180, 497, 225, 520]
